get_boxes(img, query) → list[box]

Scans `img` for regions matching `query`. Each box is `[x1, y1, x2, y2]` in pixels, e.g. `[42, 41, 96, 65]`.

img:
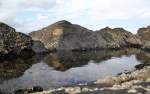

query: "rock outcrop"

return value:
[137, 26, 150, 50]
[96, 27, 142, 48]
[0, 23, 33, 57]
[29, 20, 142, 51]
[138, 26, 150, 41]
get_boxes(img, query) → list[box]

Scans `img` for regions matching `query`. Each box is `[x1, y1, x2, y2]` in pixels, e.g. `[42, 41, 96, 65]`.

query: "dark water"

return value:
[0, 49, 149, 93]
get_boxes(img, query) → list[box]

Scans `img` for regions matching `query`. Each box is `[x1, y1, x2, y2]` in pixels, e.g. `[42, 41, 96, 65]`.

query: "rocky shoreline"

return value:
[0, 21, 150, 94]
[0, 21, 150, 57]
[29, 66, 150, 94]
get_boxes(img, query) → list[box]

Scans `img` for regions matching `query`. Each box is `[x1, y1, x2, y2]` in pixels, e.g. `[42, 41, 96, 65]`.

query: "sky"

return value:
[0, 0, 150, 33]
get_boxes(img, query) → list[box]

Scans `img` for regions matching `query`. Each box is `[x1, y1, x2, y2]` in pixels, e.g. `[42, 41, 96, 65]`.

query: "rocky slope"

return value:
[137, 26, 150, 50]
[29, 20, 142, 51]
[0, 23, 49, 58]
[0, 22, 34, 58]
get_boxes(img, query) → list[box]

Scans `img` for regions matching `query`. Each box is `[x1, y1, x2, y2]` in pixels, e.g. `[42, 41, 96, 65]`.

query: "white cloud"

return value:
[0, 0, 150, 33]
[0, 0, 19, 22]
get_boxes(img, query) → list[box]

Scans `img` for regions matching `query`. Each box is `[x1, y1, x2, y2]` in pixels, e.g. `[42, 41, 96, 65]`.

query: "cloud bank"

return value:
[0, 0, 150, 33]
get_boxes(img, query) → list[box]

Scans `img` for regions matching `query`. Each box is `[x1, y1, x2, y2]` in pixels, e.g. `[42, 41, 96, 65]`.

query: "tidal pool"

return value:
[0, 49, 149, 93]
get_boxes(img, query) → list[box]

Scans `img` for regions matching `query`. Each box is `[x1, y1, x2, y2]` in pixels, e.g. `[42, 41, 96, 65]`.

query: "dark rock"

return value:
[135, 64, 145, 69]
[14, 89, 27, 94]
[31, 40, 49, 54]
[32, 86, 43, 92]
[29, 20, 142, 51]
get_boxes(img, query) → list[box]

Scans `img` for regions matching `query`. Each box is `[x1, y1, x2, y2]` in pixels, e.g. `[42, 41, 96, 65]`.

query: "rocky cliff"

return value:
[137, 26, 150, 50]
[29, 20, 142, 51]
[0, 23, 33, 57]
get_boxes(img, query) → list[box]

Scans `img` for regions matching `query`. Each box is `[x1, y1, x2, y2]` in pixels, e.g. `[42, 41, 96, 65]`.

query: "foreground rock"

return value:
[0, 23, 34, 58]
[30, 66, 150, 94]
[29, 20, 142, 51]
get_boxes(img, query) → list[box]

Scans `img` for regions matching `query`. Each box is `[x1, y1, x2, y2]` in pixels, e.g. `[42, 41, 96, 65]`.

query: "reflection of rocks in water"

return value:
[44, 48, 141, 71]
[0, 55, 44, 80]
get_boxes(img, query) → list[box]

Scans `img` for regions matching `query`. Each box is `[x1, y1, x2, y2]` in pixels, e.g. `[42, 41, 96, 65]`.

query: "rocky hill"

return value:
[137, 26, 150, 50]
[29, 20, 142, 51]
[0, 23, 33, 57]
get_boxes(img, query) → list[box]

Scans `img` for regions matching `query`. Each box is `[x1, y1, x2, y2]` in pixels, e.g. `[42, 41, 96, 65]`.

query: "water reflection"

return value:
[0, 49, 149, 93]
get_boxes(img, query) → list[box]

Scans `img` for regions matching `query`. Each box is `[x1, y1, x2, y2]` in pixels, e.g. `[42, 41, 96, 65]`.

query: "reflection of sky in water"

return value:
[0, 55, 141, 92]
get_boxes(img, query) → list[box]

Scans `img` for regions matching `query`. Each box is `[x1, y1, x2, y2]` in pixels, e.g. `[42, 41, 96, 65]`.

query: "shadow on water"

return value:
[0, 48, 150, 93]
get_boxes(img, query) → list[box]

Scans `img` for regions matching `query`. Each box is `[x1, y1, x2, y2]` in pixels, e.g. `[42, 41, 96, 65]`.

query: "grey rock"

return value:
[137, 26, 150, 50]
[32, 40, 49, 54]
[29, 20, 142, 51]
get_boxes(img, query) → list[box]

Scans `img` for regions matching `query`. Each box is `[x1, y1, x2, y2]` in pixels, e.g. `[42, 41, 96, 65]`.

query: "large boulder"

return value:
[29, 20, 143, 51]
[0, 22, 33, 57]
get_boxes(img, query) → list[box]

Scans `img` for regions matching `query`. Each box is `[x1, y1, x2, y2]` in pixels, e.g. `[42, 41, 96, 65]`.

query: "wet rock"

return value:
[32, 86, 43, 92]
[14, 86, 43, 94]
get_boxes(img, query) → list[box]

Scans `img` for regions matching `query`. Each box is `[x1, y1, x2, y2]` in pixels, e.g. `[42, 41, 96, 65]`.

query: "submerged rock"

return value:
[29, 20, 142, 51]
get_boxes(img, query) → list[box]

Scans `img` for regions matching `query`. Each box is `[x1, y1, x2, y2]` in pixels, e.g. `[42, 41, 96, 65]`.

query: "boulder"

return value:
[29, 20, 142, 51]
[0, 22, 33, 57]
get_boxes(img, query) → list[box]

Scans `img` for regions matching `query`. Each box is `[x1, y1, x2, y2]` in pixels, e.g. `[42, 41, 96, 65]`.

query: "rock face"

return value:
[96, 27, 142, 48]
[0, 23, 33, 56]
[137, 26, 150, 50]
[138, 26, 150, 41]
[32, 40, 49, 54]
[30, 20, 142, 51]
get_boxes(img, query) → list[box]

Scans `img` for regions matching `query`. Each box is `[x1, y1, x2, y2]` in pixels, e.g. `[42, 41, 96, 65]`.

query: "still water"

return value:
[0, 49, 149, 93]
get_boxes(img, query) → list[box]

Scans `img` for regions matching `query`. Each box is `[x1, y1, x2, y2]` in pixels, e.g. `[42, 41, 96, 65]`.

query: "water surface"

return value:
[0, 49, 149, 93]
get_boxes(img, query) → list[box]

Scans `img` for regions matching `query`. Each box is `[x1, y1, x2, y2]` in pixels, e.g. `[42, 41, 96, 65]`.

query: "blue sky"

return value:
[0, 0, 150, 33]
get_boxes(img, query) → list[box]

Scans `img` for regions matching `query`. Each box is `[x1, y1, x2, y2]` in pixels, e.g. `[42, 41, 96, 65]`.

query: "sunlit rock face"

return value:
[0, 23, 32, 56]
[30, 20, 97, 50]
[29, 20, 142, 51]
